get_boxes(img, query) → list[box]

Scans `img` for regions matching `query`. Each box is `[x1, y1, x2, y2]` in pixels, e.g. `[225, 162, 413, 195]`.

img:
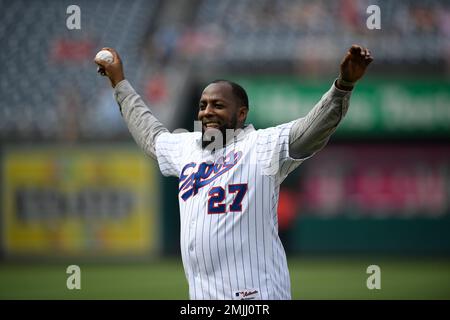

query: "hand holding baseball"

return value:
[338, 44, 373, 89]
[94, 47, 125, 88]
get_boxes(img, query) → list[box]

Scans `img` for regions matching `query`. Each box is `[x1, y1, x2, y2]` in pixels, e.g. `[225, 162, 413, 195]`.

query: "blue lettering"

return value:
[179, 151, 243, 201]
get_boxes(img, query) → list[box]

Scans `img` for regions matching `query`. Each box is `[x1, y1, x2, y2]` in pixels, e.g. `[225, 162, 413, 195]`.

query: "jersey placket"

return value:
[188, 217, 197, 277]
[188, 176, 201, 285]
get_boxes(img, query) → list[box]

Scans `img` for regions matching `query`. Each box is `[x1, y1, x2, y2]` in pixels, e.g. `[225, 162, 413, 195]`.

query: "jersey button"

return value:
[189, 243, 194, 251]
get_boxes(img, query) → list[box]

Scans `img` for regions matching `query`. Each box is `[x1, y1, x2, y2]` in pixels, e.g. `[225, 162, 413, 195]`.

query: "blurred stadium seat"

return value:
[190, 0, 449, 67]
[0, 0, 449, 141]
[0, 0, 159, 141]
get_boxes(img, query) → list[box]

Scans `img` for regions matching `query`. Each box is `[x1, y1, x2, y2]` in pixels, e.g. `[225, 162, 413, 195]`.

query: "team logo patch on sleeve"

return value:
[233, 289, 260, 300]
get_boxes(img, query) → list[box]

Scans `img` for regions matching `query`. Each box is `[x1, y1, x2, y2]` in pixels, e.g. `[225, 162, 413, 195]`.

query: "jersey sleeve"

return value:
[114, 80, 168, 160]
[155, 132, 189, 177]
[288, 80, 351, 159]
[255, 121, 304, 183]
[256, 80, 352, 184]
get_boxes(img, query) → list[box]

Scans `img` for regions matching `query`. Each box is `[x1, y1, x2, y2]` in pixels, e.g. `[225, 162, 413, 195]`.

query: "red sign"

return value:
[287, 144, 450, 218]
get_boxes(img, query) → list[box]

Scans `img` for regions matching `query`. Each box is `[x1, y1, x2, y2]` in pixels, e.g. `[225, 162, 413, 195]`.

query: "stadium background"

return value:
[0, 0, 449, 299]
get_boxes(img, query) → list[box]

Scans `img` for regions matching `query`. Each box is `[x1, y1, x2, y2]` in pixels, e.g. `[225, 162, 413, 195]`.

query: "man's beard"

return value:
[202, 114, 238, 149]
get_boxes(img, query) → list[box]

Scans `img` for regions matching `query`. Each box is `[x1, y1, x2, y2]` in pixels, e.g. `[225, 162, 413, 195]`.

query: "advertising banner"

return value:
[236, 76, 450, 138]
[280, 144, 450, 254]
[284, 144, 450, 218]
[2, 145, 159, 257]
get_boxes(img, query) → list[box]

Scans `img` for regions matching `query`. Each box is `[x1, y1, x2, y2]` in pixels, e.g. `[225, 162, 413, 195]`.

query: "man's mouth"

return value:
[203, 122, 221, 129]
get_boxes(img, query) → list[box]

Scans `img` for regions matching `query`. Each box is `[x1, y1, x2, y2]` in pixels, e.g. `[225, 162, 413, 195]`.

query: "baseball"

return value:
[95, 50, 114, 64]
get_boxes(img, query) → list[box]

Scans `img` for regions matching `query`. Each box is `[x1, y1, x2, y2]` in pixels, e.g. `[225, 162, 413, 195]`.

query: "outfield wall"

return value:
[1, 140, 449, 258]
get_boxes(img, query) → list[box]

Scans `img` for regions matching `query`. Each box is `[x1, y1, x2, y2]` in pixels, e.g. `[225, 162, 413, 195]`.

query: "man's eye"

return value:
[199, 104, 206, 110]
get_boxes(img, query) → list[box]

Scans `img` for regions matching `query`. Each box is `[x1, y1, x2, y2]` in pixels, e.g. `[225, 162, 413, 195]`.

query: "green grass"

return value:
[0, 257, 449, 299]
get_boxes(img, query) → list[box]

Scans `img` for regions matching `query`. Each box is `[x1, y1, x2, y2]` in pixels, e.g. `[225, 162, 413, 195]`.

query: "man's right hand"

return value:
[94, 47, 125, 88]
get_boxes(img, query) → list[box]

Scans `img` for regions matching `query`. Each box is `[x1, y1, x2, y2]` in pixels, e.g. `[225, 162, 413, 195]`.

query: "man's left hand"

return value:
[337, 44, 373, 89]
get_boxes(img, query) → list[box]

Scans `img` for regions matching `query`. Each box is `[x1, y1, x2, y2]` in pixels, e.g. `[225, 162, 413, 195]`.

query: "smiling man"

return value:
[95, 45, 373, 300]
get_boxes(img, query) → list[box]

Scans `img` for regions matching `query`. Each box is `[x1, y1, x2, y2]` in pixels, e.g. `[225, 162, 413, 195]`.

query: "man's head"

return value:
[198, 80, 249, 147]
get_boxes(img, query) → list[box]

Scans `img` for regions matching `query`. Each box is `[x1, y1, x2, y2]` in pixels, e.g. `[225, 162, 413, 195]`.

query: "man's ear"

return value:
[238, 106, 248, 124]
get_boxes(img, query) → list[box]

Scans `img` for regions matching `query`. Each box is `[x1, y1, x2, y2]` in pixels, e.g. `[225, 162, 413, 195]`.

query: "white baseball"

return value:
[95, 50, 114, 64]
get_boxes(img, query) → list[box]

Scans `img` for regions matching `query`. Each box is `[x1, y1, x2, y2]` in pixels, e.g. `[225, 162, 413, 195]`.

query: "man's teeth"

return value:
[205, 123, 219, 128]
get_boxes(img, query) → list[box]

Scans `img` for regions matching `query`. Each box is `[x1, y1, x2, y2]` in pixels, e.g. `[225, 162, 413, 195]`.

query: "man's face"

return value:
[198, 82, 246, 143]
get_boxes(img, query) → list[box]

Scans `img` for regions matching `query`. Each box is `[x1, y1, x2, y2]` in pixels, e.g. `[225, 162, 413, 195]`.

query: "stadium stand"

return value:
[0, 0, 449, 141]
[0, 0, 160, 141]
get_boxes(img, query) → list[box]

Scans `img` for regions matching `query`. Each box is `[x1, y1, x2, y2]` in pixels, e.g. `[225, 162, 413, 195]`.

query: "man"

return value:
[95, 45, 373, 300]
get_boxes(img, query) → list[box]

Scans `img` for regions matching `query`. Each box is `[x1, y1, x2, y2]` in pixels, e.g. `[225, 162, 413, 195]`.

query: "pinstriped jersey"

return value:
[155, 121, 304, 300]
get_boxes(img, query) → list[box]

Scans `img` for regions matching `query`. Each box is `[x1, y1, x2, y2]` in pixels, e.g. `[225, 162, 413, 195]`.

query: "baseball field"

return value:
[1, 256, 449, 300]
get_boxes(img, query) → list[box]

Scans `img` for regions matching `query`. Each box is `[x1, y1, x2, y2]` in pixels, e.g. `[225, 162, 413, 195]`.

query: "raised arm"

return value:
[289, 45, 373, 159]
[94, 48, 168, 160]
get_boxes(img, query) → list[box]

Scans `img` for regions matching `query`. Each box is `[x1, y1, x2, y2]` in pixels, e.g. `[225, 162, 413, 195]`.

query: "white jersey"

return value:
[114, 79, 351, 300]
[156, 122, 303, 300]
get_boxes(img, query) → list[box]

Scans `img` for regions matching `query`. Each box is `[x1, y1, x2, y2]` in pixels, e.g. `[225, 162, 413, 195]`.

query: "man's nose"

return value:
[203, 104, 215, 116]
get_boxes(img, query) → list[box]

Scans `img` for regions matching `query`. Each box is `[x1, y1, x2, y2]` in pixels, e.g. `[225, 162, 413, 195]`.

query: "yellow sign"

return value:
[2, 145, 159, 257]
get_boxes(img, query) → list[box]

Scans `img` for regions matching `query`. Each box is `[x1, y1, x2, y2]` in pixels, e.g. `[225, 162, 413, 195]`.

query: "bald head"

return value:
[209, 80, 249, 110]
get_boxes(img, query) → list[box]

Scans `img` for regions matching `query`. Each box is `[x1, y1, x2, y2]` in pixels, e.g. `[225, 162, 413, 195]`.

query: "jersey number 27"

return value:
[208, 184, 248, 214]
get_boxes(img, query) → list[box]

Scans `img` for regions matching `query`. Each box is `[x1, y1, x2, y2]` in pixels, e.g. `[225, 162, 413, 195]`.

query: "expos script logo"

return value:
[179, 150, 243, 201]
